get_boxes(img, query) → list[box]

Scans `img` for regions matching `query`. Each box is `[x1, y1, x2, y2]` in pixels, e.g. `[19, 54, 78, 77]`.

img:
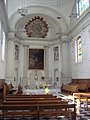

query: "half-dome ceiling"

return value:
[15, 13, 62, 41]
[4, 0, 75, 41]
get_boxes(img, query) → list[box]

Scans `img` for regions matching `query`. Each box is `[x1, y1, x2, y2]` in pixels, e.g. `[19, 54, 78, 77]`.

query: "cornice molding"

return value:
[68, 11, 90, 39]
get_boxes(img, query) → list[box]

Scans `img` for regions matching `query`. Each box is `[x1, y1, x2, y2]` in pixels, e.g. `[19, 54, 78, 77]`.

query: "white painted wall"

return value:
[0, 21, 5, 79]
[0, 47, 5, 79]
[48, 39, 71, 88]
[61, 42, 71, 84]
[70, 24, 90, 78]
[5, 39, 15, 83]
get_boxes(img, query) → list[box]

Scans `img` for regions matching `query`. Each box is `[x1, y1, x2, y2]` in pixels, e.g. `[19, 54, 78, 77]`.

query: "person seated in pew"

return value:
[16, 84, 23, 94]
[8, 82, 15, 94]
[4, 82, 14, 95]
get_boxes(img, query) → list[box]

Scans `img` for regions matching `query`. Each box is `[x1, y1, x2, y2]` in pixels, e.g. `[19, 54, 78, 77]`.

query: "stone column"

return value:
[5, 31, 15, 83]
[23, 45, 29, 88]
[44, 46, 50, 82]
[60, 35, 71, 85]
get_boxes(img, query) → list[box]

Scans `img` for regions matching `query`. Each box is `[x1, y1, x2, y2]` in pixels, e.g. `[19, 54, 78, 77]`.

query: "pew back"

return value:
[38, 104, 76, 120]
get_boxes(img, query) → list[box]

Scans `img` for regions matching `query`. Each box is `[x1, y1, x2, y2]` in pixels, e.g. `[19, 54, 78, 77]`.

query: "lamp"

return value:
[34, 71, 38, 80]
[18, 0, 28, 16]
[56, 0, 61, 19]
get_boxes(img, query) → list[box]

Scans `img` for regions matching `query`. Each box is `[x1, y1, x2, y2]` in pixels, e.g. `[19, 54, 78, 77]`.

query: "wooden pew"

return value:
[2, 104, 38, 119]
[73, 92, 90, 110]
[5, 97, 61, 101]
[3, 99, 68, 105]
[38, 103, 76, 120]
[1, 103, 76, 120]
[1, 97, 76, 120]
[61, 84, 78, 94]
[6, 94, 55, 98]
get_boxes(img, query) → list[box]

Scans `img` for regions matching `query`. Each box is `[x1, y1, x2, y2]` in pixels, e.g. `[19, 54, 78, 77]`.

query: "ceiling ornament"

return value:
[18, 8, 28, 16]
[24, 16, 49, 38]
[18, 0, 28, 16]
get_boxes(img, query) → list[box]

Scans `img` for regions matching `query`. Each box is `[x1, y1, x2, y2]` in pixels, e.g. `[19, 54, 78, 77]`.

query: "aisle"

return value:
[57, 92, 90, 120]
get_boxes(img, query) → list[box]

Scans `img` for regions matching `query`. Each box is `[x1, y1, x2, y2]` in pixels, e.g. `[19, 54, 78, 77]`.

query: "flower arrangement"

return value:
[39, 83, 43, 89]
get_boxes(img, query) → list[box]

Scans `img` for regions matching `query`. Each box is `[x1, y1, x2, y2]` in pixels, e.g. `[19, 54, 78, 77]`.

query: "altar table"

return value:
[23, 89, 60, 96]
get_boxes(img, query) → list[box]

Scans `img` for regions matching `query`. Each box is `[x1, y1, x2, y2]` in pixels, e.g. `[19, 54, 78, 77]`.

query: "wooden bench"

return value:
[2, 83, 76, 119]
[1, 104, 38, 119]
[61, 84, 78, 94]
[3, 99, 68, 105]
[2, 95, 70, 119]
[4, 97, 62, 102]
[1, 91, 76, 120]
[73, 92, 90, 111]
[6, 94, 54, 98]
[38, 103, 76, 120]
[1, 102, 76, 120]
[61, 79, 90, 94]
[72, 79, 90, 92]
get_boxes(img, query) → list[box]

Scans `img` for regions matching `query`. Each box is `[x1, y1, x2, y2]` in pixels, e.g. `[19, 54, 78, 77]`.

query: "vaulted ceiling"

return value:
[0, 0, 75, 41]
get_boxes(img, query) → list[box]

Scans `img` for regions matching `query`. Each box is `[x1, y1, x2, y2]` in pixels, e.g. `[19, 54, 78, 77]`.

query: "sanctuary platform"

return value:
[23, 88, 60, 96]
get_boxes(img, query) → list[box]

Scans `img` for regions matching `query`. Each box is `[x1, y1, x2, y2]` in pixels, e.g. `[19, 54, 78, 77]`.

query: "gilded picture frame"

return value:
[29, 49, 44, 69]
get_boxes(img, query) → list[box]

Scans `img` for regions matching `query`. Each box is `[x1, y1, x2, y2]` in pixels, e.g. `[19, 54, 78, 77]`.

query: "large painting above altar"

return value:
[29, 49, 44, 69]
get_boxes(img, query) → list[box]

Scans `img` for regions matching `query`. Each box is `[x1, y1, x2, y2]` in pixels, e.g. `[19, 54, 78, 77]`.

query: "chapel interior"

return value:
[0, 0, 90, 120]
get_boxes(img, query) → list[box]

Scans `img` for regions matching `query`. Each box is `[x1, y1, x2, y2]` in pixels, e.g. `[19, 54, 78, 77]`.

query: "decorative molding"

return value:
[68, 11, 90, 38]
[25, 16, 49, 38]
[7, 32, 15, 41]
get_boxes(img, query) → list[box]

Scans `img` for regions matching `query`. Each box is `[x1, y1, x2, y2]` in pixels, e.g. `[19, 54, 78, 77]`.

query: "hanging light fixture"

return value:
[18, 0, 28, 16]
[56, 0, 61, 19]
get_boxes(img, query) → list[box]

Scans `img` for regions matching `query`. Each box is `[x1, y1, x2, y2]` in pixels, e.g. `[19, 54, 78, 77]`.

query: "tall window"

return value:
[0, 22, 2, 46]
[75, 36, 82, 63]
[4, 0, 7, 4]
[0, 21, 5, 61]
[2, 31, 5, 61]
[77, 0, 89, 17]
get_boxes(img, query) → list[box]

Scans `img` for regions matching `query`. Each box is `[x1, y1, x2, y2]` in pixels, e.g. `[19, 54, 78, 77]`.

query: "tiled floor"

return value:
[1, 110, 90, 120]
[54, 93, 90, 120]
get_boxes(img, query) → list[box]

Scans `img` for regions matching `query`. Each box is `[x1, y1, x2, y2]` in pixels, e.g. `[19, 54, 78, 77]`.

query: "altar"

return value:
[23, 89, 60, 96]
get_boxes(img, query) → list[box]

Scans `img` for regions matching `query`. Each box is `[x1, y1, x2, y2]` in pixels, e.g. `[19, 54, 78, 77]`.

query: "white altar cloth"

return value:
[23, 89, 60, 96]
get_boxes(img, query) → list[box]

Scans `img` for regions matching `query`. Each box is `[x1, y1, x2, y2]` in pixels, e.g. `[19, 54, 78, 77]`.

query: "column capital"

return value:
[7, 31, 16, 41]
[61, 35, 69, 43]
[23, 45, 29, 48]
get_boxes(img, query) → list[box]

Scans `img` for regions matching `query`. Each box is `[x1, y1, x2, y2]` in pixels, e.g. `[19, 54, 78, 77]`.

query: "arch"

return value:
[9, 5, 68, 33]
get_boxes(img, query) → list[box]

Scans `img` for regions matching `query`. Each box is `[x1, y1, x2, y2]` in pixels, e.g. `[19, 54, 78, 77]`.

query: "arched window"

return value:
[75, 36, 82, 63]
[0, 21, 5, 61]
[2, 31, 5, 61]
[0, 22, 2, 46]
[77, 0, 89, 17]
[4, 0, 7, 5]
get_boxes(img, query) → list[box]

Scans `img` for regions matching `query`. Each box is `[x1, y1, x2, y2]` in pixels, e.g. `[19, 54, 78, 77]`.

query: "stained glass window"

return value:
[75, 36, 82, 63]
[77, 0, 89, 17]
